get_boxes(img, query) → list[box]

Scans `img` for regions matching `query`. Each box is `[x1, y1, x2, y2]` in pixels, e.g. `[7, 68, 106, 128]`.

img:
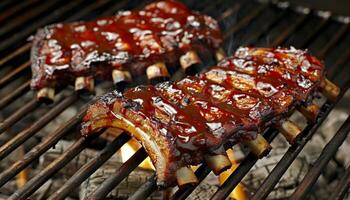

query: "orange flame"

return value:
[219, 148, 248, 200]
[120, 138, 154, 170]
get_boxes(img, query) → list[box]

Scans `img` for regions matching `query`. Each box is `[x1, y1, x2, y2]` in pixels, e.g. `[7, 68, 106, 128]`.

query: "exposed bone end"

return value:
[37, 87, 55, 104]
[215, 48, 226, 62]
[321, 78, 340, 102]
[298, 104, 320, 123]
[180, 50, 201, 74]
[75, 76, 94, 94]
[112, 69, 132, 87]
[176, 166, 198, 187]
[204, 154, 232, 175]
[146, 62, 169, 84]
[244, 134, 271, 158]
[275, 120, 302, 144]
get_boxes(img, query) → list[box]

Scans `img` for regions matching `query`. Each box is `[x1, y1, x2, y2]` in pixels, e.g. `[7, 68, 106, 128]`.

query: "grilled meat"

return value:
[30, 0, 222, 93]
[81, 47, 325, 186]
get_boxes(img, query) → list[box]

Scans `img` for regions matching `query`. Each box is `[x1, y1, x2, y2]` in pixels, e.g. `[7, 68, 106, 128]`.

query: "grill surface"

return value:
[0, 0, 349, 199]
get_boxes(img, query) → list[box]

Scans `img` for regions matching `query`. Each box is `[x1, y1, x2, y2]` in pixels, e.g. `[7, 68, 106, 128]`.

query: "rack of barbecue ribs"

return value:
[30, 0, 224, 103]
[81, 47, 340, 187]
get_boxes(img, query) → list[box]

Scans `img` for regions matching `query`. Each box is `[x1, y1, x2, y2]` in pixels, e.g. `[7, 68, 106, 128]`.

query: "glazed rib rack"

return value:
[0, 0, 349, 199]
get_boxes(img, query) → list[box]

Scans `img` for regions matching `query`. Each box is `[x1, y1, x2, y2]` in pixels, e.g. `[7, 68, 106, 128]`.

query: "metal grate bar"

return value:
[333, 165, 350, 200]
[0, 0, 128, 140]
[0, 0, 62, 37]
[0, 0, 114, 90]
[0, 93, 77, 160]
[0, 81, 30, 110]
[0, 0, 39, 22]
[0, 0, 84, 54]
[90, 0, 243, 198]
[328, 49, 350, 80]
[0, 61, 30, 88]
[271, 14, 308, 47]
[52, 9, 178, 200]
[0, 1, 146, 128]
[128, 175, 157, 200]
[8, 133, 100, 200]
[291, 17, 330, 49]
[0, 0, 150, 197]
[290, 116, 350, 200]
[248, 25, 350, 199]
[87, 148, 148, 200]
[223, 4, 267, 39]
[0, 1, 349, 200]
[0, 107, 87, 187]
[317, 23, 350, 58]
[0, 0, 115, 67]
[213, 17, 350, 200]
[0, 43, 31, 66]
[251, 80, 350, 200]
[47, 133, 131, 200]
[172, 8, 317, 200]
[244, 9, 288, 45]
[130, 3, 289, 199]
[0, 99, 40, 134]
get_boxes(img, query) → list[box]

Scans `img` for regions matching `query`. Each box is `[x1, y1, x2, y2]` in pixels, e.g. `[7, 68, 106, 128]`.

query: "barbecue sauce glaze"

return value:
[81, 47, 324, 185]
[31, 0, 222, 90]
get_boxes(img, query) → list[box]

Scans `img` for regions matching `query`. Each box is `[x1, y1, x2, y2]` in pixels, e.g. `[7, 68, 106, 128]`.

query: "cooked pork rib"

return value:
[30, 0, 222, 96]
[81, 47, 328, 187]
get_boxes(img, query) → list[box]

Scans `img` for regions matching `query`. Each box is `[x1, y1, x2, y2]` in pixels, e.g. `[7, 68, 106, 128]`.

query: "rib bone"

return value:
[180, 51, 201, 72]
[75, 76, 94, 94]
[320, 78, 340, 102]
[37, 87, 55, 104]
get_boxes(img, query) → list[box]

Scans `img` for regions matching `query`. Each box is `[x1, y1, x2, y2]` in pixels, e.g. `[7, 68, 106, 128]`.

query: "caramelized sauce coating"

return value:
[81, 47, 325, 186]
[31, 0, 222, 90]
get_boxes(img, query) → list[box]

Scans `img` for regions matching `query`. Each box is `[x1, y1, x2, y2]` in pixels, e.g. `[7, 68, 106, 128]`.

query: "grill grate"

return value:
[0, 0, 349, 199]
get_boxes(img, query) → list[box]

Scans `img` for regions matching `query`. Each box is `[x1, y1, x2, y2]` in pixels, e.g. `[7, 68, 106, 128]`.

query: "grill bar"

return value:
[0, 43, 31, 66]
[0, 0, 84, 54]
[251, 80, 350, 200]
[0, 93, 77, 160]
[48, 133, 131, 200]
[293, 17, 330, 49]
[0, 0, 62, 37]
[0, 0, 116, 67]
[0, 0, 348, 199]
[328, 50, 350, 80]
[317, 24, 349, 58]
[0, 2, 141, 157]
[0, 99, 40, 134]
[223, 4, 267, 38]
[271, 14, 308, 47]
[0, 0, 148, 196]
[290, 115, 350, 200]
[87, 148, 148, 200]
[8, 134, 99, 200]
[333, 165, 350, 200]
[244, 10, 287, 45]
[0, 81, 30, 109]
[128, 3, 311, 199]
[0, 106, 88, 187]
[84, 1, 242, 198]
[128, 175, 157, 200]
[0, 0, 39, 22]
[214, 21, 350, 199]
[0, 61, 30, 88]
